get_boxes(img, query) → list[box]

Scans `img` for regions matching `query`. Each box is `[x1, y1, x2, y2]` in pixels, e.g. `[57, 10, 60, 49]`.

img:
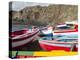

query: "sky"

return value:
[10, 1, 50, 11]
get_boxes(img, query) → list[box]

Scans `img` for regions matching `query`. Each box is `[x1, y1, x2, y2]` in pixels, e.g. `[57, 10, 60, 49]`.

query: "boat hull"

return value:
[40, 27, 53, 36]
[39, 41, 78, 51]
[11, 29, 39, 48]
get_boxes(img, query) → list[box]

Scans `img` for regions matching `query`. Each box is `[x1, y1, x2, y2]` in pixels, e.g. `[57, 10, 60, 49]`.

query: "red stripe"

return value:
[12, 31, 39, 42]
[39, 43, 71, 51]
[54, 29, 77, 33]
[10, 30, 29, 37]
[45, 42, 77, 44]
[39, 42, 78, 51]
[16, 55, 44, 58]
[54, 25, 78, 33]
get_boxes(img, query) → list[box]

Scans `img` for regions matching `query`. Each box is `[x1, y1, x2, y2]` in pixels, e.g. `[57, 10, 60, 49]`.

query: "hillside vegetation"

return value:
[10, 4, 78, 26]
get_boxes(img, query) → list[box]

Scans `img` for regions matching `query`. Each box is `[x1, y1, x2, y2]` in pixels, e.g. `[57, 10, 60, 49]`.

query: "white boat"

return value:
[10, 28, 39, 48]
[40, 26, 53, 36]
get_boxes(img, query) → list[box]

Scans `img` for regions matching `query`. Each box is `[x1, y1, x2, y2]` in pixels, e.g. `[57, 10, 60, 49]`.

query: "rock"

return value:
[10, 4, 78, 26]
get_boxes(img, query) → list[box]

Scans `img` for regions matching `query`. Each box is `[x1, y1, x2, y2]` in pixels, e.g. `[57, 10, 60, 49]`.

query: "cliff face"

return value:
[11, 5, 78, 26]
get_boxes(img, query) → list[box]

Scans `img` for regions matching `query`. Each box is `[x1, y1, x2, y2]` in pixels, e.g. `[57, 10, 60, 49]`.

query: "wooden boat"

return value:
[10, 28, 39, 48]
[40, 23, 78, 36]
[53, 24, 78, 36]
[39, 38, 78, 51]
[40, 26, 53, 36]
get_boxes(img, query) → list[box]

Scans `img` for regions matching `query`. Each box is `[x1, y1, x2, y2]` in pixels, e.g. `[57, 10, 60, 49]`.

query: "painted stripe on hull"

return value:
[39, 43, 71, 51]
[54, 30, 77, 33]
[12, 32, 39, 48]
[39, 41, 72, 47]
[39, 41, 77, 51]
[12, 31, 39, 42]
[53, 32, 78, 35]
[12, 29, 39, 39]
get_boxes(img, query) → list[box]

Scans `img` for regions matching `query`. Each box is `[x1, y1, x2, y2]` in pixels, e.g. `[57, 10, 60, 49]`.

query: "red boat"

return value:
[39, 38, 78, 51]
[10, 28, 39, 48]
[53, 23, 78, 35]
[40, 23, 78, 36]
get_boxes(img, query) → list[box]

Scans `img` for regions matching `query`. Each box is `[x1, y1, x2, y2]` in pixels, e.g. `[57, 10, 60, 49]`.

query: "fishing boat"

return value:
[10, 28, 39, 48]
[40, 23, 78, 36]
[40, 26, 53, 36]
[39, 37, 78, 51]
[53, 23, 78, 36]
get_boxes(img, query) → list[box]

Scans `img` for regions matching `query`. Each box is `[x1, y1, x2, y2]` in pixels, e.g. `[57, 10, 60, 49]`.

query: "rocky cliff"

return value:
[10, 4, 78, 26]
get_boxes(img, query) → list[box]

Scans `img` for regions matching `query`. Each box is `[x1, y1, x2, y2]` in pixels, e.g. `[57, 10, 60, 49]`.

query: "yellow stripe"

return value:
[33, 50, 77, 56]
